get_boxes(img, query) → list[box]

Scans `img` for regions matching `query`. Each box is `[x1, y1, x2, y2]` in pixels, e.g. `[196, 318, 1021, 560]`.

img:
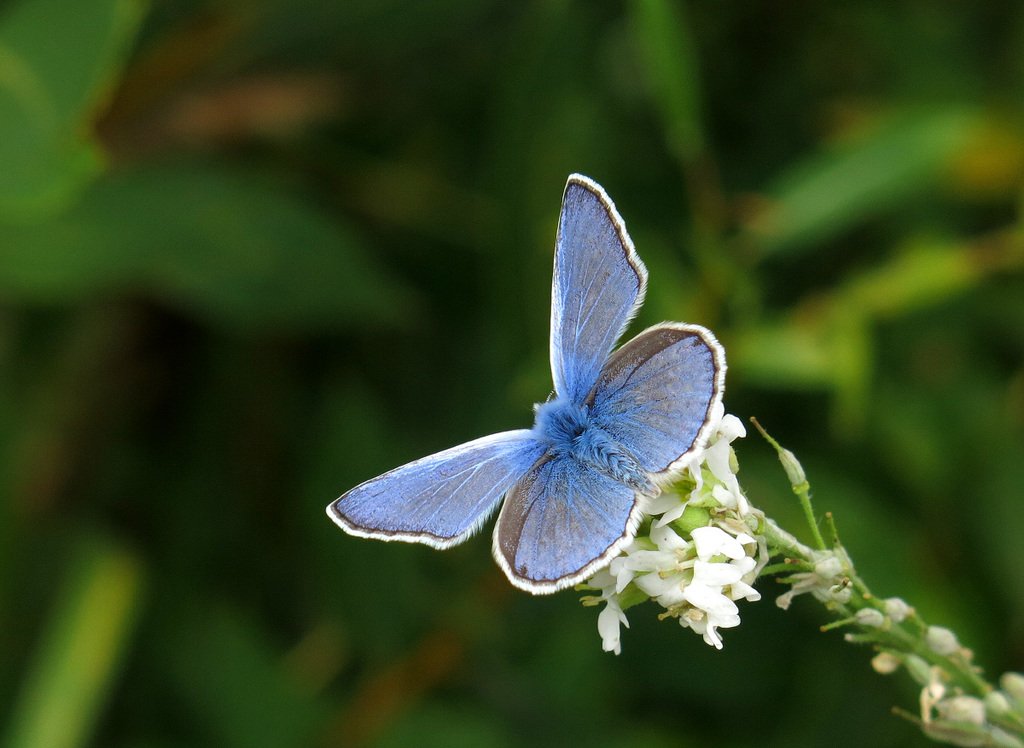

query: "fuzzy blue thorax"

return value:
[532, 397, 657, 497]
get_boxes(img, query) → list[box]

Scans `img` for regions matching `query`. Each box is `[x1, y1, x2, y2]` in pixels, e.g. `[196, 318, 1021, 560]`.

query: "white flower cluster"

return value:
[583, 406, 766, 654]
[915, 664, 1024, 747]
[871, 631, 1024, 747]
[775, 552, 852, 610]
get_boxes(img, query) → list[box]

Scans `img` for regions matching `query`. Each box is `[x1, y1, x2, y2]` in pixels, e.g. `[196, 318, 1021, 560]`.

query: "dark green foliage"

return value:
[0, 1, 1021, 746]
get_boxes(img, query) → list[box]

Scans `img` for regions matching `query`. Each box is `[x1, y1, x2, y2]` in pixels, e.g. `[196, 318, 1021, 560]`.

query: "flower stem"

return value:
[750, 418, 826, 550]
[749, 428, 1024, 746]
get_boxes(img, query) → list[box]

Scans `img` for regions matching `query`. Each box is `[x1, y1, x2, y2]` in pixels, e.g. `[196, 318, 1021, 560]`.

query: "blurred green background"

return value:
[1, 1, 1022, 746]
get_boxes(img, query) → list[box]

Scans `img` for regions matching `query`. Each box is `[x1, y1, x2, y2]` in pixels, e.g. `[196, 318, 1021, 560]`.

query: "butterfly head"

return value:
[532, 396, 591, 452]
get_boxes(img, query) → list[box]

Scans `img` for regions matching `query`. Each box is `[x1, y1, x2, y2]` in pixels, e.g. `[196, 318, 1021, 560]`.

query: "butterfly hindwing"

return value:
[590, 323, 725, 477]
[492, 455, 641, 593]
[550, 175, 648, 405]
[328, 430, 546, 548]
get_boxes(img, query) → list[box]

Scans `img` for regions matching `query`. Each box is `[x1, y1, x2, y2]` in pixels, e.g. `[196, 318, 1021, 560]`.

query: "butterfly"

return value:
[327, 174, 726, 594]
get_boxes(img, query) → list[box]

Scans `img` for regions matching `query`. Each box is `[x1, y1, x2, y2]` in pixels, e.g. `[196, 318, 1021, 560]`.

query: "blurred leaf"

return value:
[736, 229, 1023, 430]
[733, 311, 872, 433]
[2, 535, 143, 748]
[835, 231, 1024, 319]
[164, 607, 328, 748]
[730, 318, 838, 390]
[0, 0, 144, 219]
[629, 0, 704, 162]
[746, 108, 980, 256]
[946, 116, 1024, 198]
[0, 163, 414, 332]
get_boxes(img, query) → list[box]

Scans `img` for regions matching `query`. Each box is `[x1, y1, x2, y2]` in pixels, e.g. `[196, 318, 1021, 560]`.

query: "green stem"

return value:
[750, 418, 826, 550]
[797, 487, 827, 551]
[761, 517, 814, 559]
[763, 514, 993, 698]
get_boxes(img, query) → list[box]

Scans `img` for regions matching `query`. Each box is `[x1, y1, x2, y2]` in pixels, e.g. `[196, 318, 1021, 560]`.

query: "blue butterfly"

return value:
[327, 174, 726, 594]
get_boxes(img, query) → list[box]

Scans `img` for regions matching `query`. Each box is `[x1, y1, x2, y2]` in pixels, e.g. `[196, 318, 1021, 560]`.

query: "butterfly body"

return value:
[328, 174, 725, 594]
[533, 396, 657, 497]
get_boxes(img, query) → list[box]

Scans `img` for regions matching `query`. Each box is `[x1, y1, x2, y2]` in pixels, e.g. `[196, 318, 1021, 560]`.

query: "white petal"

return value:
[729, 580, 761, 602]
[684, 582, 740, 618]
[588, 568, 615, 591]
[650, 524, 689, 552]
[718, 414, 747, 443]
[692, 559, 744, 587]
[643, 492, 683, 516]
[691, 526, 744, 561]
[732, 556, 757, 575]
[654, 499, 689, 527]
[636, 573, 686, 606]
[597, 603, 624, 655]
[710, 483, 737, 510]
[705, 440, 733, 485]
[700, 622, 725, 650]
[814, 556, 843, 579]
[623, 549, 676, 573]
[635, 570, 682, 595]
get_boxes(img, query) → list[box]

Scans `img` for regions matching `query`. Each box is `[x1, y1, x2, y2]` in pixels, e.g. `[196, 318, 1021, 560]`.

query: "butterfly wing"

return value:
[550, 174, 648, 405]
[327, 430, 546, 548]
[589, 322, 726, 477]
[492, 455, 641, 593]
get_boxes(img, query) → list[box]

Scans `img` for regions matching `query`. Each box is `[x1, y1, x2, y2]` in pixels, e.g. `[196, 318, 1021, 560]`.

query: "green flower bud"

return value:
[871, 651, 901, 674]
[984, 691, 1011, 719]
[672, 504, 711, 534]
[926, 626, 960, 656]
[855, 608, 885, 628]
[1001, 672, 1024, 700]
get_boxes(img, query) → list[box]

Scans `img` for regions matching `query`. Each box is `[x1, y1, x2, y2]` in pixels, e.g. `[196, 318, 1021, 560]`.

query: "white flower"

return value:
[587, 568, 630, 655]
[631, 525, 693, 607]
[775, 552, 846, 610]
[597, 596, 629, 656]
[691, 525, 749, 561]
[699, 413, 749, 515]
[682, 590, 739, 649]
[583, 410, 763, 653]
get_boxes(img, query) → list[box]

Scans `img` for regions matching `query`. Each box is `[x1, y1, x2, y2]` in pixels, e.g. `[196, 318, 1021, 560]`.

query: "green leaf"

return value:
[746, 108, 980, 257]
[629, 0, 704, 162]
[0, 0, 144, 219]
[0, 163, 414, 332]
[730, 320, 838, 390]
[2, 535, 144, 748]
[834, 233, 1024, 319]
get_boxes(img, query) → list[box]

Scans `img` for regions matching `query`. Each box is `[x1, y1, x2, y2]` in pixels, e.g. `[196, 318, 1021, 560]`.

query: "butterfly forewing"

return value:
[550, 175, 648, 405]
[590, 323, 725, 476]
[328, 430, 546, 548]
